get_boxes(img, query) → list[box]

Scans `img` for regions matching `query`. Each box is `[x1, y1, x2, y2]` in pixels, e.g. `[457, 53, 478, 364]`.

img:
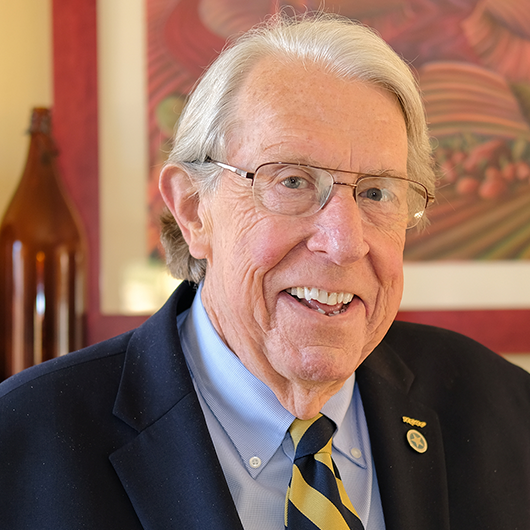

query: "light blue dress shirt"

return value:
[177, 283, 386, 529]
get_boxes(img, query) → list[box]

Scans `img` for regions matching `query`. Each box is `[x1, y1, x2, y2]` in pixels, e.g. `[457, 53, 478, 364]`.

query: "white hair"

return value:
[161, 12, 435, 282]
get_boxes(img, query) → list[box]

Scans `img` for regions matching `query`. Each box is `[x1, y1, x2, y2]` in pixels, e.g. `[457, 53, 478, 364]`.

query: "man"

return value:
[1, 14, 529, 530]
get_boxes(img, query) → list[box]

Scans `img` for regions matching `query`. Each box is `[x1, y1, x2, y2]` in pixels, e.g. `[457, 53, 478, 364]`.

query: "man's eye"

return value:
[359, 187, 393, 202]
[280, 176, 309, 189]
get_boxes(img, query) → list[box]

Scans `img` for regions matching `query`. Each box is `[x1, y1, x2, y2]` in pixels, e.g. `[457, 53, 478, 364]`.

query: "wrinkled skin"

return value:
[160, 58, 408, 419]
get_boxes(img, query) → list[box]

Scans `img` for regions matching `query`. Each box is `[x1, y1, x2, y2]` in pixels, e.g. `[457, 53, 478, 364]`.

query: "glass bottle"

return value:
[0, 108, 87, 381]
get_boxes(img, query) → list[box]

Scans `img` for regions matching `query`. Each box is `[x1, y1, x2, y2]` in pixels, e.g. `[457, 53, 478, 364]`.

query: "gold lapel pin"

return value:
[402, 416, 427, 428]
[406, 429, 428, 453]
[402, 417, 428, 453]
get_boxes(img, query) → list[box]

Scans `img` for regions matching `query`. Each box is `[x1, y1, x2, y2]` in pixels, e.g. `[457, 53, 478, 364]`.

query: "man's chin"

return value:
[263, 353, 356, 417]
[270, 340, 363, 385]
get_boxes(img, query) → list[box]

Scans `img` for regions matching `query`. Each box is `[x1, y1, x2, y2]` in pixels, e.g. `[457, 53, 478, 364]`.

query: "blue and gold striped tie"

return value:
[285, 414, 365, 530]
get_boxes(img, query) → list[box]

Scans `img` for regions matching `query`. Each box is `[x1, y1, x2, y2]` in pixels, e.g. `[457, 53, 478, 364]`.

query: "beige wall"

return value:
[0, 0, 53, 218]
[97, 0, 180, 315]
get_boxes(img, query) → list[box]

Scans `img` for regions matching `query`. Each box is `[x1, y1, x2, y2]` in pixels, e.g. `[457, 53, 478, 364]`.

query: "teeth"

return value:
[287, 287, 355, 305]
[317, 290, 328, 304]
[343, 293, 354, 304]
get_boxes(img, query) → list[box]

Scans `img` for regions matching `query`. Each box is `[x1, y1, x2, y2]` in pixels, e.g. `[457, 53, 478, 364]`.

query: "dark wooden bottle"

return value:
[0, 108, 87, 381]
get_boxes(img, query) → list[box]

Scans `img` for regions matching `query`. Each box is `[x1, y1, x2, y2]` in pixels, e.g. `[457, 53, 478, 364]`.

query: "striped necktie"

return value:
[285, 414, 365, 530]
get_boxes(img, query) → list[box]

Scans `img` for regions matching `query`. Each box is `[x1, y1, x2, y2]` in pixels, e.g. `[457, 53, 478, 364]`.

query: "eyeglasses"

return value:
[207, 159, 434, 229]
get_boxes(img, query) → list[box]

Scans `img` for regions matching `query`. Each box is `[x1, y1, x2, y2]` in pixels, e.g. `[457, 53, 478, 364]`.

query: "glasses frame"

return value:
[206, 158, 435, 228]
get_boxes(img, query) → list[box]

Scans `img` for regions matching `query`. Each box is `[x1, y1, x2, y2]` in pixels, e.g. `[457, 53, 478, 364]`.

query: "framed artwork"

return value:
[53, 0, 530, 352]
[145, 0, 530, 259]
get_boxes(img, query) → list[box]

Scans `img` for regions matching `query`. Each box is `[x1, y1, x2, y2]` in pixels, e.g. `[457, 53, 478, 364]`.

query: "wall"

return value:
[0, 0, 53, 217]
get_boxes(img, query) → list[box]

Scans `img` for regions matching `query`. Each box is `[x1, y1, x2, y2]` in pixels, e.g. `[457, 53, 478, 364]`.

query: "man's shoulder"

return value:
[0, 330, 134, 402]
[381, 320, 530, 392]
[386, 319, 490, 350]
[0, 282, 195, 400]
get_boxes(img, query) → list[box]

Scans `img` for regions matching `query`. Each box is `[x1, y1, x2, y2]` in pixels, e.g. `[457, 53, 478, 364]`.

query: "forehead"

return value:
[226, 57, 407, 171]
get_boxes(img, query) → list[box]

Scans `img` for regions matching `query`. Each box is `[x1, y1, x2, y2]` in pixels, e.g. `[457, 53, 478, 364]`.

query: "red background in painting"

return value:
[51, 0, 529, 352]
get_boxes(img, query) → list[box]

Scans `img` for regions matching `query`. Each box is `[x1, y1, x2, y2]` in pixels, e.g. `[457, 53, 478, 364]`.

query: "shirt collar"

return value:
[178, 282, 359, 476]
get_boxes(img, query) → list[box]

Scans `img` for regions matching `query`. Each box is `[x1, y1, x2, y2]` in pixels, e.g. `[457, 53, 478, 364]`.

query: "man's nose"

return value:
[305, 187, 369, 265]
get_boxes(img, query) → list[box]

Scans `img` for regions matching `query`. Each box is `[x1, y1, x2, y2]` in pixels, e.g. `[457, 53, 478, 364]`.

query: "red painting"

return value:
[146, 0, 530, 262]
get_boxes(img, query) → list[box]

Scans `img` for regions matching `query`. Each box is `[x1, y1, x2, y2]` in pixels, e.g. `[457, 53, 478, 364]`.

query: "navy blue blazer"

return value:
[1, 281, 529, 529]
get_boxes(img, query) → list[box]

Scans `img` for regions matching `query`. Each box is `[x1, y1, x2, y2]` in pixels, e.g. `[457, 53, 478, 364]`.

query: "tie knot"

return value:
[290, 414, 336, 459]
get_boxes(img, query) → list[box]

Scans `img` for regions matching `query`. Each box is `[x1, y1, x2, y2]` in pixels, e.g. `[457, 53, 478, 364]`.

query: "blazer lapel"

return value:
[357, 340, 450, 530]
[109, 283, 243, 530]
[110, 394, 242, 530]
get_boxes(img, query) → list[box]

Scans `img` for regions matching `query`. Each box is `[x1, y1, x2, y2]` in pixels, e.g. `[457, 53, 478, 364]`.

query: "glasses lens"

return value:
[252, 163, 333, 216]
[355, 176, 427, 229]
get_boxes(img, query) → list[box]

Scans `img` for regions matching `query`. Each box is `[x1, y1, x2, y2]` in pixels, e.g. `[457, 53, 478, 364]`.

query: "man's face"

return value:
[197, 59, 408, 416]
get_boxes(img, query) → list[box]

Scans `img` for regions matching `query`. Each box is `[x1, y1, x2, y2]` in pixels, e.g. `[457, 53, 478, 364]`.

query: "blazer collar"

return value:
[110, 282, 243, 529]
[357, 335, 450, 530]
[112, 281, 196, 432]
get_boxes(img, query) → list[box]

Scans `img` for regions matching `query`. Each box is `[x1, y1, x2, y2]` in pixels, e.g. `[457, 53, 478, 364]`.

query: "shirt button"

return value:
[249, 456, 262, 468]
[350, 448, 362, 459]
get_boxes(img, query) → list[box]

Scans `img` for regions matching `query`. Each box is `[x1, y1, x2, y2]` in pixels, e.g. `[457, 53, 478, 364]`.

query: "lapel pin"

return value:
[406, 429, 428, 454]
[402, 416, 427, 428]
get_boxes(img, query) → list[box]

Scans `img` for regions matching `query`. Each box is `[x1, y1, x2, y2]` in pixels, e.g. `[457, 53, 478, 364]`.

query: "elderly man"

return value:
[1, 14, 529, 530]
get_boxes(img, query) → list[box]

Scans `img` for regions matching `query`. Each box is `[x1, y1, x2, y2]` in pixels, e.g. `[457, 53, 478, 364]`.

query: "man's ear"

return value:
[159, 164, 211, 260]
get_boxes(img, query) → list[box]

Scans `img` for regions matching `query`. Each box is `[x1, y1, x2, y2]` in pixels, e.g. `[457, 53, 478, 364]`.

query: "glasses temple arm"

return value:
[207, 158, 254, 180]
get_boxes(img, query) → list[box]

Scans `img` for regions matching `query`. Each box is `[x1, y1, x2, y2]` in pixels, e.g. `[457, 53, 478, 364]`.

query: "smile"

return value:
[285, 287, 355, 316]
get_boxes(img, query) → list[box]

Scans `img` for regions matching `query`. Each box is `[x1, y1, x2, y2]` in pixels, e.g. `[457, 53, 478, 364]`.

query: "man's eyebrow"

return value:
[329, 166, 408, 179]
[367, 168, 408, 178]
